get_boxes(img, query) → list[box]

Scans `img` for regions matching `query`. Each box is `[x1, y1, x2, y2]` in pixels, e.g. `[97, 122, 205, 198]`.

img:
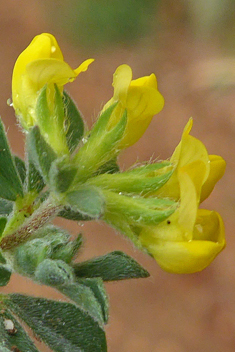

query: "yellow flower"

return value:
[156, 118, 226, 201]
[139, 119, 226, 273]
[102, 64, 164, 148]
[12, 33, 94, 128]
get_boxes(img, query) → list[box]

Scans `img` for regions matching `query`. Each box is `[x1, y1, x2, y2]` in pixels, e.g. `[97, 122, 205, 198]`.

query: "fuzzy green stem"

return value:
[0, 197, 63, 250]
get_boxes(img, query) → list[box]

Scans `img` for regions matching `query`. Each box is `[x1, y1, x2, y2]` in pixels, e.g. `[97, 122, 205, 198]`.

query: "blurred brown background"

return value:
[1, 0, 235, 351]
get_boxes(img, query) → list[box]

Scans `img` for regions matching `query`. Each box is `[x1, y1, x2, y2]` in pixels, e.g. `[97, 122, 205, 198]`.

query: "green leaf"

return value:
[49, 157, 77, 193]
[27, 126, 57, 183]
[0, 198, 13, 215]
[59, 206, 91, 221]
[6, 294, 107, 352]
[59, 281, 106, 326]
[0, 264, 11, 286]
[14, 156, 26, 184]
[0, 308, 39, 351]
[66, 186, 105, 218]
[0, 119, 23, 200]
[27, 160, 45, 193]
[63, 91, 84, 153]
[77, 278, 109, 324]
[73, 251, 150, 281]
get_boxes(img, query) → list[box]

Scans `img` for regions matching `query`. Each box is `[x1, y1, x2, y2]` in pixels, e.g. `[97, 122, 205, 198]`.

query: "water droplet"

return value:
[7, 98, 13, 107]
[82, 137, 88, 144]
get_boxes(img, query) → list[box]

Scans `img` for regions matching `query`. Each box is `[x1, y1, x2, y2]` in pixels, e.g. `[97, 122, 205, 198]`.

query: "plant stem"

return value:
[0, 197, 63, 250]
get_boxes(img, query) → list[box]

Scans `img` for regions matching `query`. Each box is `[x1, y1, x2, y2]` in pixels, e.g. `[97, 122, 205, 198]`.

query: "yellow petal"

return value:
[74, 58, 95, 76]
[149, 238, 224, 274]
[26, 59, 77, 89]
[156, 119, 210, 200]
[140, 209, 225, 274]
[171, 120, 210, 183]
[112, 64, 132, 101]
[130, 73, 158, 89]
[200, 155, 226, 202]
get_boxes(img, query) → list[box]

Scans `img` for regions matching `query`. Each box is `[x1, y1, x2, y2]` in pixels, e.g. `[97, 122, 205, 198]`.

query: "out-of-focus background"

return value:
[1, 1, 235, 351]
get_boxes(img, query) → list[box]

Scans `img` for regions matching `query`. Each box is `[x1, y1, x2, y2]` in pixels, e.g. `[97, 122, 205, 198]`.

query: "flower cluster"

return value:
[11, 33, 226, 274]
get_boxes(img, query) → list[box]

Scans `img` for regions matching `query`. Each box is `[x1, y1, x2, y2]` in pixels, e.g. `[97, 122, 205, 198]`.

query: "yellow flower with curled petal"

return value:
[139, 119, 226, 273]
[102, 64, 164, 148]
[12, 33, 94, 128]
[155, 118, 226, 201]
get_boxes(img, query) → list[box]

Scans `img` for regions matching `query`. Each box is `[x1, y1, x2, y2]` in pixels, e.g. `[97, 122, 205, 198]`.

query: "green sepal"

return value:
[58, 279, 107, 326]
[5, 294, 107, 352]
[88, 162, 173, 194]
[0, 308, 39, 351]
[49, 157, 77, 193]
[66, 186, 105, 219]
[36, 85, 69, 155]
[0, 198, 13, 215]
[0, 217, 7, 237]
[27, 125, 57, 183]
[27, 160, 45, 193]
[73, 106, 127, 182]
[14, 155, 26, 184]
[73, 251, 150, 281]
[96, 157, 119, 175]
[103, 190, 177, 226]
[88, 102, 118, 137]
[0, 264, 11, 286]
[0, 119, 23, 200]
[63, 91, 84, 153]
[34, 259, 74, 286]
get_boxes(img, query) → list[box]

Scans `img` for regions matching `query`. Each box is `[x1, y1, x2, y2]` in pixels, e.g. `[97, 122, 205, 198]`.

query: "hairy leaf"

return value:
[6, 294, 107, 352]
[63, 91, 84, 153]
[0, 308, 39, 351]
[0, 119, 23, 200]
[73, 251, 150, 281]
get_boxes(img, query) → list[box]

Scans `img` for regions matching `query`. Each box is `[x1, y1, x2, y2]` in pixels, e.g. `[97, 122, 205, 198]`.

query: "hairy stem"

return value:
[0, 197, 63, 250]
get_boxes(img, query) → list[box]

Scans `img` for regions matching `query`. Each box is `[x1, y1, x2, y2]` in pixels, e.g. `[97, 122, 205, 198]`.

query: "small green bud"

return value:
[51, 234, 83, 263]
[14, 239, 51, 276]
[35, 259, 74, 286]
